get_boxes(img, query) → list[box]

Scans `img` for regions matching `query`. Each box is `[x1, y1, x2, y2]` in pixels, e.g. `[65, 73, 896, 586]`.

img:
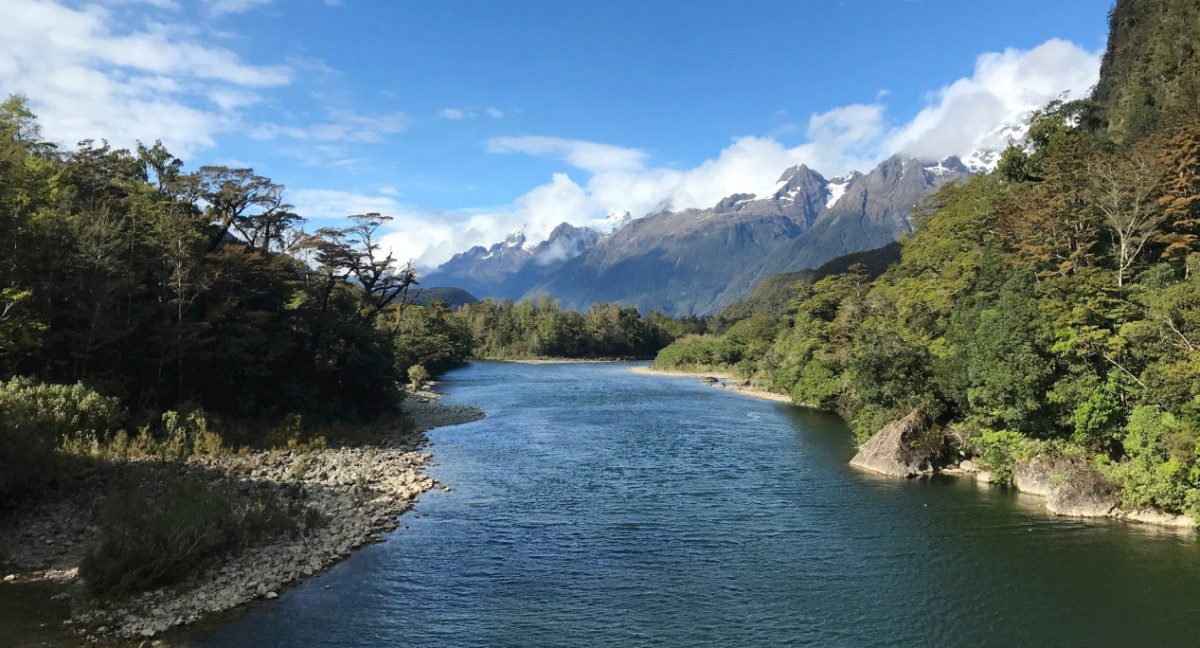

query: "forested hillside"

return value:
[0, 100, 682, 501]
[656, 0, 1200, 518]
[454, 295, 697, 360]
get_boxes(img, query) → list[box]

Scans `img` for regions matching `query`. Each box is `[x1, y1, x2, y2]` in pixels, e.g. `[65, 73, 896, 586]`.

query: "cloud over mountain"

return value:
[381, 38, 1101, 270]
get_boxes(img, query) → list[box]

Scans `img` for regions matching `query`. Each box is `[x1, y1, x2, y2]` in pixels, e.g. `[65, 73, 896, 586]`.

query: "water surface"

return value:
[181, 362, 1200, 647]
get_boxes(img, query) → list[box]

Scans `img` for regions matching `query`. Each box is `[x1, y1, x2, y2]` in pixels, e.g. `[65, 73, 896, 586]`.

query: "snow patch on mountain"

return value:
[960, 112, 1033, 172]
[598, 209, 634, 234]
[825, 172, 859, 208]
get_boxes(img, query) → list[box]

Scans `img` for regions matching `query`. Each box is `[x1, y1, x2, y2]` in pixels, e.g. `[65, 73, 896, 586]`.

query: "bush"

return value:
[80, 475, 300, 596]
[974, 429, 1027, 485]
[1099, 406, 1197, 514]
[407, 364, 430, 391]
[0, 377, 125, 498]
[81, 475, 240, 595]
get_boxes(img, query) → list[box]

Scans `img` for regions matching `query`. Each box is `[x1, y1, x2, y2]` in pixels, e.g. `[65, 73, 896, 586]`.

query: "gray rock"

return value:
[1046, 469, 1119, 518]
[849, 410, 941, 478]
[1013, 456, 1076, 497]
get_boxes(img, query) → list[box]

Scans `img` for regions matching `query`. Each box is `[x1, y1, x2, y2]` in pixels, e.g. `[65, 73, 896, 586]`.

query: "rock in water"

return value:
[849, 409, 940, 478]
[1045, 469, 1120, 518]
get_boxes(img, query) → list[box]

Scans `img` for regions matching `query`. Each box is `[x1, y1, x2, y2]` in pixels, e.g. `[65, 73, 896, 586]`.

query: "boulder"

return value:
[1013, 456, 1077, 497]
[1046, 469, 1119, 518]
[849, 409, 941, 478]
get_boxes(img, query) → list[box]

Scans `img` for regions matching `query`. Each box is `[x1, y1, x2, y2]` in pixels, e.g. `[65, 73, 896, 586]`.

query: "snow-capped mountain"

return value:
[598, 210, 634, 234]
[825, 172, 861, 208]
[961, 112, 1033, 172]
[429, 122, 1026, 316]
[431, 222, 601, 300]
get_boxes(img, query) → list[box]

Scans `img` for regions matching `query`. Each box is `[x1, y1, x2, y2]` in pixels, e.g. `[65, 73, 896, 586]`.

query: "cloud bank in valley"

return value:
[381, 38, 1101, 271]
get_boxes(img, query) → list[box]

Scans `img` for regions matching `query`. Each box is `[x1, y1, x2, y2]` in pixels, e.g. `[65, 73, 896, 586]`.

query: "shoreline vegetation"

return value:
[646, 0, 1200, 530]
[642, 360, 1198, 530]
[629, 366, 793, 404]
[0, 98, 690, 646]
[0, 386, 483, 644]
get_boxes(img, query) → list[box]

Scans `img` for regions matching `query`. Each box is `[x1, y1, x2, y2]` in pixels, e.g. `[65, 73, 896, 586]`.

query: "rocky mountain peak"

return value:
[502, 229, 527, 249]
[601, 210, 634, 233]
[715, 193, 758, 212]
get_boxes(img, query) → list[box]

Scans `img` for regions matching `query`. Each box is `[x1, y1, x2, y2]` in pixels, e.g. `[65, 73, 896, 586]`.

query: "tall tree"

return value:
[1086, 149, 1166, 287]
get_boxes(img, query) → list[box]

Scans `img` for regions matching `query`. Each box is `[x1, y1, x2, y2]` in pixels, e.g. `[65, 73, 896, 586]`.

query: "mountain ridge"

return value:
[429, 138, 1017, 316]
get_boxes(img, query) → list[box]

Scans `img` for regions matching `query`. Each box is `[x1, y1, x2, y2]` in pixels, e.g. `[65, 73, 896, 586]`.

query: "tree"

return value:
[965, 273, 1056, 434]
[1086, 149, 1166, 287]
[313, 214, 418, 323]
[193, 166, 283, 253]
[1157, 124, 1200, 268]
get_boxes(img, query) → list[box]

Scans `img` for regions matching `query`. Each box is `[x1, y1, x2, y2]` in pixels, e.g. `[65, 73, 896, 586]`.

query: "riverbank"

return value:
[846, 410, 1196, 530]
[630, 366, 794, 404]
[0, 385, 484, 644]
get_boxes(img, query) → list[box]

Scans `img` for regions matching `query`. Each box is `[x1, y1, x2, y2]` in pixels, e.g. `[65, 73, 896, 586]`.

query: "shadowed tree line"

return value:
[0, 96, 418, 423]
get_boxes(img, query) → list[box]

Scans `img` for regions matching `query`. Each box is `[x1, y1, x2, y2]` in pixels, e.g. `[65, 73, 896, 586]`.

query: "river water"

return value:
[180, 361, 1200, 647]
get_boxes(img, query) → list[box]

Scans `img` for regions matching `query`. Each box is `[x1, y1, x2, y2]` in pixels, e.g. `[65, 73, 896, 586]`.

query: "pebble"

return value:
[1, 392, 485, 642]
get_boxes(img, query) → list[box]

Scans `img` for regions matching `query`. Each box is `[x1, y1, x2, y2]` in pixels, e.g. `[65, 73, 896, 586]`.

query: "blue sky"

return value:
[2, 0, 1112, 268]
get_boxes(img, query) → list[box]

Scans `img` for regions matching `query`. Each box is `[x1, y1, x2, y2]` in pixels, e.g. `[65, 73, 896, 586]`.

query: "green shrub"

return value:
[974, 429, 1027, 485]
[0, 377, 125, 498]
[407, 364, 430, 390]
[81, 476, 240, 595]
[1099, 406, 1197, 514]
[80, 475, 300, 596]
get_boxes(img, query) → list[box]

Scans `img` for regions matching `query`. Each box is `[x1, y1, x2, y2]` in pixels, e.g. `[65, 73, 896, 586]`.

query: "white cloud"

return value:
[0, 0, 291, 157]
[289, 188, 403, 221]
[405, 39, 1101, 270]
[487, 136, 648, 173]
[886, 38, 1100, 160]
[251, 110, 407, 143]
[203, 0, 273, 16]
[286, 188, 453, 268]
[439, 108, 470, 120]
[98, 0, 181, 8]
[438, 107, 505, 121]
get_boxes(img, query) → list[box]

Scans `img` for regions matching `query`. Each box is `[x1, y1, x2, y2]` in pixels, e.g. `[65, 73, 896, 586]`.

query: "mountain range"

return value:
[428, 143, 1011, 316]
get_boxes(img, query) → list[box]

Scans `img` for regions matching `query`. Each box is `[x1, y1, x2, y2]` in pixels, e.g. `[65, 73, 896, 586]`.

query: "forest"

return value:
[656, 0, 1200, 516]
[0, 97, 682, 502]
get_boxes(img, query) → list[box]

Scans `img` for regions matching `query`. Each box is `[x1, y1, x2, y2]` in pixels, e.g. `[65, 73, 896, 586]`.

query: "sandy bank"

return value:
[630, 366, 794, 404]
[0, 386, 485, 643]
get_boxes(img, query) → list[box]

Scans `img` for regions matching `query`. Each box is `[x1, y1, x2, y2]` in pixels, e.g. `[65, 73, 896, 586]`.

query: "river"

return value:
[180, 361, 1200, 647]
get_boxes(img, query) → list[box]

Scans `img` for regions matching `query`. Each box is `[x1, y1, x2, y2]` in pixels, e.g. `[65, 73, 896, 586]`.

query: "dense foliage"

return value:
[714, 242, 902, 322]
[0, 95, 420, 425]
[454, 294, 692, 359]
[657, 0, 1200, 517]
[80, 474, 314, 595]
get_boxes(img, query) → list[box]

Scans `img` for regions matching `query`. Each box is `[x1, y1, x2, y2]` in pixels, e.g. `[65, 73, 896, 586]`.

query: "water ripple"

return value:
[181, 362, 1200, 648]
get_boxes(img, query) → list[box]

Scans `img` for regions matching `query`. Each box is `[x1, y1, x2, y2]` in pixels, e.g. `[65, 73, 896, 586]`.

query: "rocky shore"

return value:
[0, 385, 484, 644]
[849, 409, 1196, 530]
[630, 366, 794, 404]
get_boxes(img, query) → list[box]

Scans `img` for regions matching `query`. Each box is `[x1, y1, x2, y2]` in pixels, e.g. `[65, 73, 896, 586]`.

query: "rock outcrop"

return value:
[849, 409, 941, 478]
[1009, 456, 1194, 527]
